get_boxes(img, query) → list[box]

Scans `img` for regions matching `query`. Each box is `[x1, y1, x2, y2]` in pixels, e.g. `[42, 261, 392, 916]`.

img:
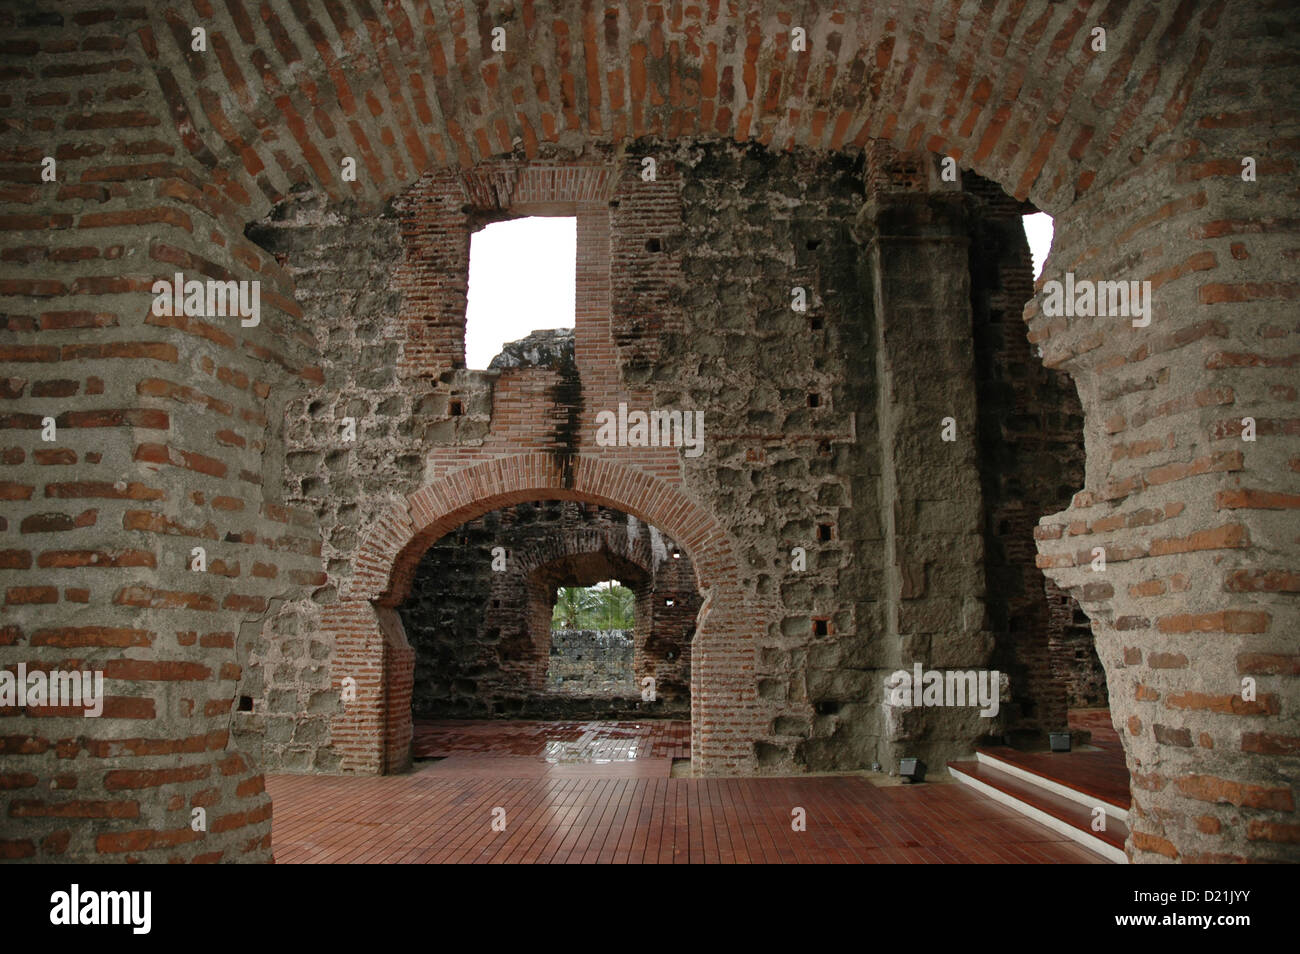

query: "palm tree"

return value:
[552, 586, 598, 629]
[593, 582, 635, 630]
[551, 581, 635, 630]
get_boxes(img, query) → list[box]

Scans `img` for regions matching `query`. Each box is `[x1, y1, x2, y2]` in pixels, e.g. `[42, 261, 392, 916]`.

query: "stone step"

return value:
[948, 759, 1128, 864]
[976, 745, 1130, 822]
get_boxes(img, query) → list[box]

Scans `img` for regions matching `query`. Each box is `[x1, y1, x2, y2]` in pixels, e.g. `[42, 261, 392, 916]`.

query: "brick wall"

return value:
[1046, 580, 1109, 709]
[964, 169, 1089, 741]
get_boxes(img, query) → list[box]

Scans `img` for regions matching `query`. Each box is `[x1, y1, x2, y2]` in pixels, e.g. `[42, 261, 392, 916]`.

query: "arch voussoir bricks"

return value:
[0, 0, 1294, 865]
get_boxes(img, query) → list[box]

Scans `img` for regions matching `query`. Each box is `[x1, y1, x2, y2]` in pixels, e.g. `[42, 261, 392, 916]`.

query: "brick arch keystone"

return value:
[330, 453, 764, 776]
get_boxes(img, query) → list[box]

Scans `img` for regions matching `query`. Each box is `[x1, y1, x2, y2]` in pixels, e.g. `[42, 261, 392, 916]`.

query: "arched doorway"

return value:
[396, 499, 698, 716]
[328, 452, 767, 776]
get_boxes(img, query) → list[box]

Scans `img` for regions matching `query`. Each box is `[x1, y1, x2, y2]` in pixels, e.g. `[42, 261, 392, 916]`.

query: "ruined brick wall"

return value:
[2, 0, 1290, 866]
[240, 140, 1062, 778]
[0, 7, 328, 861]
[1047, 581, 1109, 710]
[227, 192, 414, 773]
[1023, 12, 1300, 862]
[396, 499, 696, 721]
[964, 171, 1089, 741]
[651, 141, 880, 771]
[245, 143, 894, 776]
[3, 124, 1087, 799]
[636, 540, 698, 703]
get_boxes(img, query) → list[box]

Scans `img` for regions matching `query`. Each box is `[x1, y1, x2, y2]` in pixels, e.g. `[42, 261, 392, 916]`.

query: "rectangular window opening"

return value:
[465, 215, 577, 371]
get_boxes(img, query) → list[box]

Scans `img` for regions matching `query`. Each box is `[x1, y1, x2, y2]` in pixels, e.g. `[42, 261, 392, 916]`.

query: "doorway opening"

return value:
[547, 581, 636, 694]
[395, 500, 698, 770]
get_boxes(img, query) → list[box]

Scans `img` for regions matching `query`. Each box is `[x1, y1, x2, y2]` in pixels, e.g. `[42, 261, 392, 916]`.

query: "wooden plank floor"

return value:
[267, 720, 1108, 864]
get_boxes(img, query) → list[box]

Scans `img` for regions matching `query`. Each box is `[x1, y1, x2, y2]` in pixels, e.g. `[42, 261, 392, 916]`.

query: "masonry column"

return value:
[857, 148, 996, 773]
[1026, 11, 1299, 862]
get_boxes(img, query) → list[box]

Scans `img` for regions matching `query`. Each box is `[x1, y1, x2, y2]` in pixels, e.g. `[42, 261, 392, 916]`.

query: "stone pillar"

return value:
[857, 180, 996, 772]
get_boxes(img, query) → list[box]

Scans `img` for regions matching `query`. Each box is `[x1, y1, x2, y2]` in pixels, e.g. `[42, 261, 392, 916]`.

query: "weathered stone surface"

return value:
[548, 629, 636, 694]
[489, 329, 575, 371]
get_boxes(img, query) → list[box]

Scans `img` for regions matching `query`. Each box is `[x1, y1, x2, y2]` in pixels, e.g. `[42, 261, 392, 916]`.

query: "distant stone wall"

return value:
[548, 629, 635, 694]
[399, 500, 697, 720]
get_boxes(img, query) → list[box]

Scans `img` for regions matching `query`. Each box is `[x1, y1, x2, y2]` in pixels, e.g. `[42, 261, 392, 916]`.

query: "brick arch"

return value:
[329, 453, 764, 775]
[510, 516, 698, 698]
[180, 3, 1295, 863]
[509, 515, 674, 579]
[143, 1, 1220, 218]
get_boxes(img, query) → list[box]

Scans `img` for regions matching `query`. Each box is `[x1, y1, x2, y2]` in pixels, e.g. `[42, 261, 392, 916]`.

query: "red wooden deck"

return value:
[267, 721, 1108, 864]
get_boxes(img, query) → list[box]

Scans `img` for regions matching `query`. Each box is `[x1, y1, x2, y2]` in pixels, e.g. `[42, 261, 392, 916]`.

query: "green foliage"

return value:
[551, 585, 598, 629]
[551, 581, 635, 630]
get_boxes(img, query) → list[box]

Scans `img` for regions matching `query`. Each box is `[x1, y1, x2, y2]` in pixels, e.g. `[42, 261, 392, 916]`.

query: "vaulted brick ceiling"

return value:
[140, 0, 1223, 214]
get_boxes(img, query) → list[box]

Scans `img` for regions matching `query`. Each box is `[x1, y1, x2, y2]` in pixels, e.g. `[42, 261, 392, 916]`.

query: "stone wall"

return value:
[548, 629, 635, 695]
[230, 141, 1076, 778]
[227, 191, 413, 774]
[656, 140, 879, 771]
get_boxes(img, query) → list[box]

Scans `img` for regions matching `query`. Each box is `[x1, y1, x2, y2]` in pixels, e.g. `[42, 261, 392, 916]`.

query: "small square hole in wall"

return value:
[450, 400, 464, 417]
[818, 439, 832, 457]
[808, 392, 821, 408]
[817, 523, 833, 542]
[237, 696, 253, 712]
[810, 315, 823, 330]
[645, 237, 662, 252]
[813, 617, 830, 637]
[665, 598, 675, 607]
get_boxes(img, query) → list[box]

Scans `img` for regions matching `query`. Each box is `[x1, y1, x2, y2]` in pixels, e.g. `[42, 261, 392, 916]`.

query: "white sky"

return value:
[1022, 212, 1054, 280]
[465, 216, 576, 369]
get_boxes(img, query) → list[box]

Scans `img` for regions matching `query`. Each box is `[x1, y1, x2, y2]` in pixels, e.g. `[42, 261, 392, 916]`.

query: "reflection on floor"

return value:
[267, 719, 1108, 864]
[412, 718, 690, 771]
